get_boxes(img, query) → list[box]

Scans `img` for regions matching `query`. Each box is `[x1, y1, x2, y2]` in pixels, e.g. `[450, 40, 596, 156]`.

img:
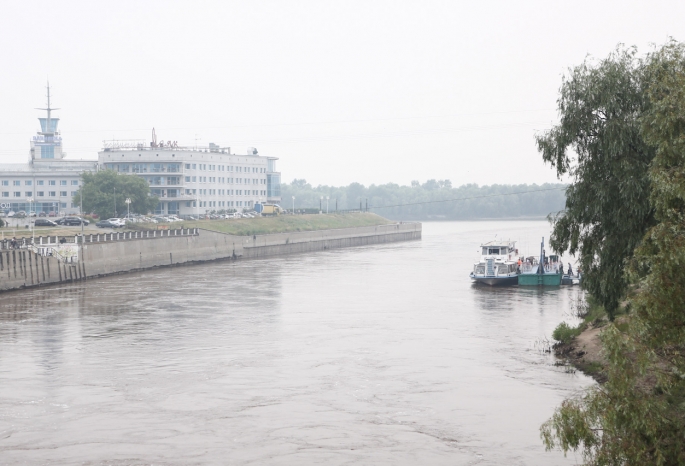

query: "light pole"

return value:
[125, 198, 132, 221]
[320, 196, 323, 214]
[113, 187, 117, 217]
[26, 197, 34, 244]
[80, 187, 84, 237]
[292, 196, 295, 215]
[326, 196, 329, 214]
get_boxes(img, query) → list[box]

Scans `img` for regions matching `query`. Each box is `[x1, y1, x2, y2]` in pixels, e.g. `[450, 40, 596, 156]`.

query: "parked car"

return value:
[15, 211, 26, 218]
[7, 211, 15, 218]
[96, 220, 119, 228]
[34, 219, 57, 227]
[56, 217, 89, 226]
[106, 218, 126, 227]
[38, 212, 47, 217]
[28, 211, 37, 217]
[48, 211, 56, 217]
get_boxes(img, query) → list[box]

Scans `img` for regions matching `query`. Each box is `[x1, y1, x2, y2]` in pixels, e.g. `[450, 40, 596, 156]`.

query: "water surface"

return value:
[0, 221, 590, 465]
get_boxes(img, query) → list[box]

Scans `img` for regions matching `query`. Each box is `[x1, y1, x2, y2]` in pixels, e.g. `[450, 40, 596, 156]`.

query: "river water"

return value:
[0, 221, 592, 465]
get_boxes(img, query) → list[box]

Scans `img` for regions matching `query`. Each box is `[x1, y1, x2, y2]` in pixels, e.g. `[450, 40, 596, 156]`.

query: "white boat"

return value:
[470, 240, 519, 286]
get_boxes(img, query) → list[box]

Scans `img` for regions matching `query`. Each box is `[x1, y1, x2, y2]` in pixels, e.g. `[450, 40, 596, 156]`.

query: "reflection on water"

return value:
[0, 221, 590, 465]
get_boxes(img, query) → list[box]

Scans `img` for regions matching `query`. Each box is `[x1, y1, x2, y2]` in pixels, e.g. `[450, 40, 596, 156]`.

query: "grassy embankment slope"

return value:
[175, 213, 394, 236]
[0, 213, 395, 239]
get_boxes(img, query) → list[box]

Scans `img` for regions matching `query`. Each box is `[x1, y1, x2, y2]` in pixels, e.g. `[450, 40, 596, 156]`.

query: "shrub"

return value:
[552, 322, 581, 344]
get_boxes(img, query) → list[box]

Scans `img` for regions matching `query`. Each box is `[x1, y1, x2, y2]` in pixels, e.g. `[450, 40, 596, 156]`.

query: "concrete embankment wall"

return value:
[0, 222, 421, 292]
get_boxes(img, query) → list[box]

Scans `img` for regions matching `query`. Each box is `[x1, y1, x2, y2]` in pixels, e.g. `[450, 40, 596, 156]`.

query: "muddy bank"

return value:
[554, 325, 607, 383]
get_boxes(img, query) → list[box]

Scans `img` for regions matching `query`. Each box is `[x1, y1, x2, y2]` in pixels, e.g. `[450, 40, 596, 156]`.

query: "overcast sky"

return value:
[0, 1, 682, 187]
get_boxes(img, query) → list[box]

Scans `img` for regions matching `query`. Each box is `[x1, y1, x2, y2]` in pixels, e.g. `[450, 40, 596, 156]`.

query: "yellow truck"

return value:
[260, 204, 284, 216]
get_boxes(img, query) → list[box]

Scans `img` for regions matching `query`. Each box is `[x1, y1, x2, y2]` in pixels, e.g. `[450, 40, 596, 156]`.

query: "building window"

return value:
[60, 203, 66, 208]
[60, 180, 67, 186]
[71, 191, 77, 196]
[71, 180, 79, 185]
[185, 164, 191, 169]
[185, 176, 190, 182]
[13, 181, 20, 186]
[1, 192, 8, 197]
[25, 192, 32, 197]
[60, 191, 67, 197]
[37, 192, 44, 197]
[49, 191, 56, 196]
[13, 192, 20, 197]
[1, 181, 7, 186]
[192, 164, 196, 169]
[37, 180, 44, 185]
[25, 180, 32, 186]
[192, 176, 196, 182]
[49, 180, 56, 186]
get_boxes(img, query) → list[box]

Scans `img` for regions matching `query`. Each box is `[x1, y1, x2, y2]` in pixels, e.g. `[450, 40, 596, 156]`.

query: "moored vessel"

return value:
[518, 238, 562, 286]
[470, 240, 519, 286]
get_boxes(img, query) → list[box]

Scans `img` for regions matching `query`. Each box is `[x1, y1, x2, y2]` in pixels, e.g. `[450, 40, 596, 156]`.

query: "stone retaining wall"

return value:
[0, 223, 421, 292]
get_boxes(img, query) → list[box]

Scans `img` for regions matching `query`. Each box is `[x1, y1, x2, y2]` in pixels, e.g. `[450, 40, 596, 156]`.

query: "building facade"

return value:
[99, 142, 281, 217]
[0, 88, 282, 217]
[0, 86, 98, 215]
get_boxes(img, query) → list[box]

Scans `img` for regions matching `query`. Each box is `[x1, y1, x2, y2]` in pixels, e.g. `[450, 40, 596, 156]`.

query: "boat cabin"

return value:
[479, 240, 518, 260]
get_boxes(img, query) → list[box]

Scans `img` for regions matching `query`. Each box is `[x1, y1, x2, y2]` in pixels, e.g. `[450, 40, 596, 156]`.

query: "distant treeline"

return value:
[280, 179, 567, 220]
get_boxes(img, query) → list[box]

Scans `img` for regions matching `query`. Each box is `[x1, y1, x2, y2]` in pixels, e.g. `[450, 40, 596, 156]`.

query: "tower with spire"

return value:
[30, 82, 64, 160]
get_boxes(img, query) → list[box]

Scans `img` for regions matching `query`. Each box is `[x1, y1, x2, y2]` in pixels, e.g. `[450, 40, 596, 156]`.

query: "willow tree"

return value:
[541, 41, 685, 465]
[536, 47, 656, 319]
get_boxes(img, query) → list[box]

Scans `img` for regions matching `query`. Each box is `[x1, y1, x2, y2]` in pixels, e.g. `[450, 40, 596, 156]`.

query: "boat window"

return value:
[488, 248, 499, 255]
[482, 247, 488, 255]
[476, 266, 485, 274]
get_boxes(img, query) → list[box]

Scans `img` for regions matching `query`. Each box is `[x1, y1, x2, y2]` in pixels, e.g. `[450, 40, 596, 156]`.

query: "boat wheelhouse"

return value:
[470, 240, 519, 286]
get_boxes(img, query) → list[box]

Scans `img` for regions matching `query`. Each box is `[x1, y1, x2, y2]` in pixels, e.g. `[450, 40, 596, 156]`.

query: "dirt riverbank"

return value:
[554, 325, 607, 383]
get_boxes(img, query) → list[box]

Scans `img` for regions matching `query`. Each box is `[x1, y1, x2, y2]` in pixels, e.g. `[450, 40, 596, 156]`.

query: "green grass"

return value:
[148, 213, 394, 236]
[552, 322, 583, 344]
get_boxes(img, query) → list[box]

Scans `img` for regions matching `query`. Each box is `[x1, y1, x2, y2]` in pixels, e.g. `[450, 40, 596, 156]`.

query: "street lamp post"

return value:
[320, 196, 323, 214]
[113, 187, 117, 217]
[292, 196, 295, 215]
[326, 196, 329, 214]
[26, 197, 34, 244]
[125, 198, 132, 221]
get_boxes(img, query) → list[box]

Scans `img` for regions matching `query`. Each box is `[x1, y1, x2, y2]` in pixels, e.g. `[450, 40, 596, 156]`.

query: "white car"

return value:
[106, 218, 126, 228]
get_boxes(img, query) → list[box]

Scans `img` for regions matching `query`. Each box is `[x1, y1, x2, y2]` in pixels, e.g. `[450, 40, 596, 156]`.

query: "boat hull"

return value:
[518, 273, 562, 286]
[471, 275, 519, 286]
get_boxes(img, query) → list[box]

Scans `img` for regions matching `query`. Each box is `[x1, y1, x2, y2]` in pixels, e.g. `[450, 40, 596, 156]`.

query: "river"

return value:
[0, 221, 592, 465]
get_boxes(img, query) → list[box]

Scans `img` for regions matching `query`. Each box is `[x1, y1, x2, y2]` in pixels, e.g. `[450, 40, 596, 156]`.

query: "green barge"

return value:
[517, 238, 562, 286]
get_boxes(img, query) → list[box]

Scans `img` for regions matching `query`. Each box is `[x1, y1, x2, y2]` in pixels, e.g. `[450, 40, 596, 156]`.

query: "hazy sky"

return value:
[0, 1, 682, 187]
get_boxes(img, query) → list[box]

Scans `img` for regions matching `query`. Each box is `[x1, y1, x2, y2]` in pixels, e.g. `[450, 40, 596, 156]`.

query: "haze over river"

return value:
[0, 221, 592, 465]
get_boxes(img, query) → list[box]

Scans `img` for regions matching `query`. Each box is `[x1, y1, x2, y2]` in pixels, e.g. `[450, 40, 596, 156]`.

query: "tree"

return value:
[536, 46, 656, 319]
[541, 41, 685, 465]
[73, 170, 159, 219]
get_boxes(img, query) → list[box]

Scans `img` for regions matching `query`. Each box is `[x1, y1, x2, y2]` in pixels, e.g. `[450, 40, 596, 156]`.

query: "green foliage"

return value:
[281, 181, 566, 220]
[541, 41, 685, 466]
[552, 322, 581, 344]
[73, 170, 159, 219]
[536, 45, 657, 320]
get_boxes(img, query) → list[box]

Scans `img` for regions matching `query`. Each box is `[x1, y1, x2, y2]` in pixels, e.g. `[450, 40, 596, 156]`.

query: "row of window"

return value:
[184, 189, 266, 196]
[110, 163, 181, 173]
[1, 180, 78, 186]
[186, 200, 252, 208]
[184, 176, 265, 184]
[1, 191, 76, 198]
[184, 164, 265, 173]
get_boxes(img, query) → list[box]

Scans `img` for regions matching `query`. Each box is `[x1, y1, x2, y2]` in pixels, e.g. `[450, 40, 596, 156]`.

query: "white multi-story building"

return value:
[0, 88, 282, 217]
[99, 140, 281, 217]
[0, 86, 98, 215]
